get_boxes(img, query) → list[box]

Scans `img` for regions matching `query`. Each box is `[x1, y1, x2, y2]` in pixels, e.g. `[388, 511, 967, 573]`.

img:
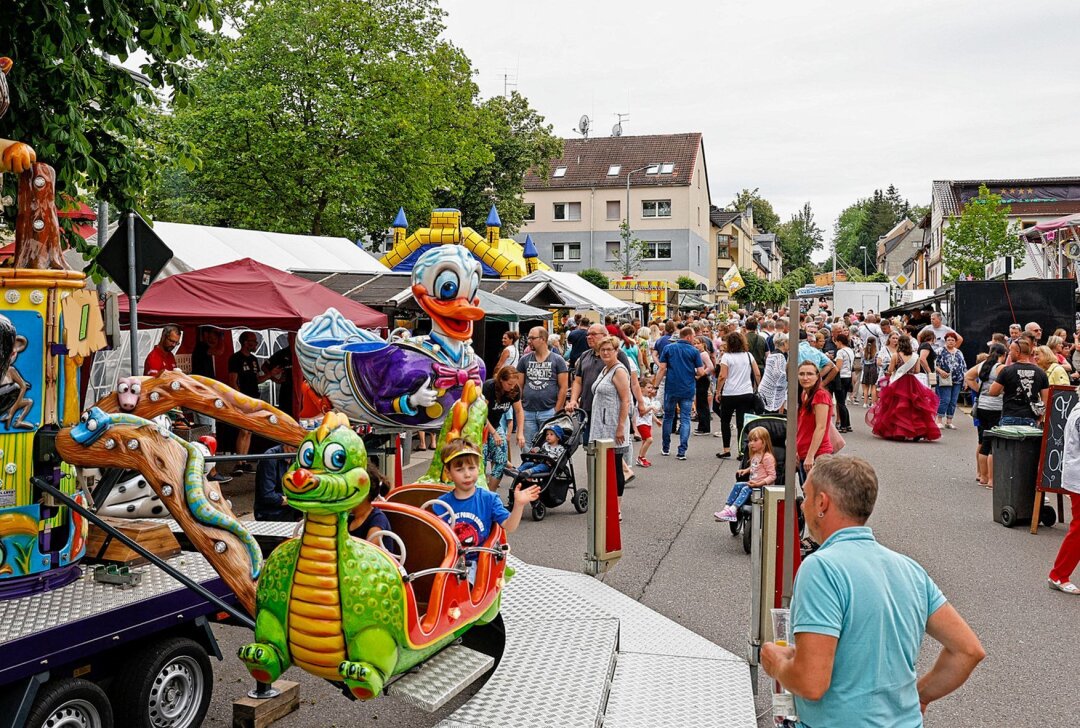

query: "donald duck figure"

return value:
[296, 245, 486, 430]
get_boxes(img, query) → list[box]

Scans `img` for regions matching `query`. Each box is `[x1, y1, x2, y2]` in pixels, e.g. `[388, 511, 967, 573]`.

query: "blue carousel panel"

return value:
[0, 311, 43, 434]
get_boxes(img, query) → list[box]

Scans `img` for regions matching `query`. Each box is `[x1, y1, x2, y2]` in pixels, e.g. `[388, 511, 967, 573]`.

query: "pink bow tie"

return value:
[433, 362, 482, 390]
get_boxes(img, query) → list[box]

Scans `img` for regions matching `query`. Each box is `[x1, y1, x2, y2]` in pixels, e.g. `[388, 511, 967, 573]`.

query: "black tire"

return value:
[1000, 506, 1017, 528]
[728, 518, 741, 536]
[110, 636, 213, 728]
[26, 678, 113, 728]
[531, 502, 546, 521]
[742, 520, 752, 554]
[572, 488, 589, 514]
[1041, 505, 1058, 528]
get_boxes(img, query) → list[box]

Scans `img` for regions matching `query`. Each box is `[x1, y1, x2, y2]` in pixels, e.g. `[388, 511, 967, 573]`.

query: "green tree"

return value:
[777, 202, 824, 272]
[943, 184, 1023, 280]
[147, 0, 488, 241]
[731, 188, 780, 233]
[675, 275, 697, 290]
[732, 267, 767, 306]
[0, 0, 222, 240]
[614, 220, 651, 276]
[578, 268, 609, 290]
[435, 91, 562, 236]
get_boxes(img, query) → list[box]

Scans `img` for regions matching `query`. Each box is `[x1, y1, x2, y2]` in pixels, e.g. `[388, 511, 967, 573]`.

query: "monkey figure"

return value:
[0, 336, 34, 430]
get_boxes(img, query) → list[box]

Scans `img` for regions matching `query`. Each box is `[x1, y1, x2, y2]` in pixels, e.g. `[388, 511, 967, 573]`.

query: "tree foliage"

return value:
[614, 220, 651, 276]
[146, 0, 558, 243]
[578, 268, 609, 290]
[733, 266, 814, 307]
[776, 202, 823, 272]
[731, 187, 779, 233]
[831, 185, 923, 275]
[0, 0, 222, 241]
[943, 184, 1022, 281]
[675, 275, 697, 290]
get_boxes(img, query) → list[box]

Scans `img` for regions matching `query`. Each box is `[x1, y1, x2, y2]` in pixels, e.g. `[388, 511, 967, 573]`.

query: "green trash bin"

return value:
[988, 427, 1043, 527]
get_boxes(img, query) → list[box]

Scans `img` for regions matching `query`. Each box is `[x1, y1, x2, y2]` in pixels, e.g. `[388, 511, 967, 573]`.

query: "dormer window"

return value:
[553, 166, 567, 178]
[607, 165, 621, 176]
[645, 164, 660, 175]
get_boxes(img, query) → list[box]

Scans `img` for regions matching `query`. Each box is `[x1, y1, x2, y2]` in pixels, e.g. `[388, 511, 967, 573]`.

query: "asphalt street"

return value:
[202, 414, 1079, 727]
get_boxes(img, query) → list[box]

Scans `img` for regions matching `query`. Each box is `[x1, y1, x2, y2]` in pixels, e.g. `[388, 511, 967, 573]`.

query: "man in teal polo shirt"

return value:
[761, 456, 984, 727]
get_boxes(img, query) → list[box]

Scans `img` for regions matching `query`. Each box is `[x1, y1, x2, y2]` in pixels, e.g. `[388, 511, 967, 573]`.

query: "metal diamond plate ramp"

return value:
[388, 644, 494, 712]
[604, 653, 756, 728]
[500, 556, 607, 625]
[540, 571, 743, 662]
[438, 617, 618, 728]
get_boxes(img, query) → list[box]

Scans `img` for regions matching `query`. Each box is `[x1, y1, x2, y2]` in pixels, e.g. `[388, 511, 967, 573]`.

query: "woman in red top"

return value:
[796, 361, 833, 471]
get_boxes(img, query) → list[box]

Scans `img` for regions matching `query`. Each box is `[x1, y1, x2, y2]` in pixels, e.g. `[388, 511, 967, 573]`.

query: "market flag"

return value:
[722, 266, 745, 294]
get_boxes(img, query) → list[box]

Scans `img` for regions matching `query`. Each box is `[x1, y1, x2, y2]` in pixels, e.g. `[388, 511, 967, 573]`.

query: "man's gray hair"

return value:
[809, 455, 878, 522]
[160, 324, 181, 339]
[773, 332, 788, 349]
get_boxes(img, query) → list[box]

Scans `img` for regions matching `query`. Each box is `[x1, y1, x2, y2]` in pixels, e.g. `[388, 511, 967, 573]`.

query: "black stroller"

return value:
[725, 415, 805, 554]
[506, 409, 587, 521]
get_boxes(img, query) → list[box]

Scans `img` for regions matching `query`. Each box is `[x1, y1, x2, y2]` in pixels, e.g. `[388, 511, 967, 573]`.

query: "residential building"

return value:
[710, 205, 758, 298]
[875, 219, 924, 283]
[521, 133, 712, 289]
[929, 177, 1080, 286]
[753, 233, 783, 281]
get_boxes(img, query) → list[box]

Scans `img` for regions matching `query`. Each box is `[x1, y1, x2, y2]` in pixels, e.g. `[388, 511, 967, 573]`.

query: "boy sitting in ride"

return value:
[515, 425, 567, 481]
[439, 438, 539, 582]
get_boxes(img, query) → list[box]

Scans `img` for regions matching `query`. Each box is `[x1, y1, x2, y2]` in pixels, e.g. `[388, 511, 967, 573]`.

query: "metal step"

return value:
[387, 644, 494, 712]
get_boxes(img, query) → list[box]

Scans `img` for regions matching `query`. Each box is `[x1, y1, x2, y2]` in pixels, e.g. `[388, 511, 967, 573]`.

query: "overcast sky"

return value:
[441, 0, 1080, 259]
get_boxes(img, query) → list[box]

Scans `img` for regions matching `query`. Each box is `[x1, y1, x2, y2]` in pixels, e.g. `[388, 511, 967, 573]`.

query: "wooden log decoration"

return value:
[56, 422, 257, 615]
[96, 370, 307, 447]
[14, 163, 69, 271]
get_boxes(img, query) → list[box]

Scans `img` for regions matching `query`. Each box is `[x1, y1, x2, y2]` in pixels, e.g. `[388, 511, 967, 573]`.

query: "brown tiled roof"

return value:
[934, 177, 1080, 217]
[710, 206, 740, 229]
[524, 133, 702, 190]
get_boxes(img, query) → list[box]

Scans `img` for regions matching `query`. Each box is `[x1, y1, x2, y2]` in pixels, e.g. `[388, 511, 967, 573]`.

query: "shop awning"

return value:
[520, 270, 636, 316]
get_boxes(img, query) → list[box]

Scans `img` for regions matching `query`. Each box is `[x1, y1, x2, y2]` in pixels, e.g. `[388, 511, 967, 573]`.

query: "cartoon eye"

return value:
[80, 411, 89, 423]
[298, 441, 315, 468]
[322, 443, 347, 472]
[469, 271, 480, 300]
[434, 269, 460, 300]
[131, 383, 141, 395]
[117, 383, 129, 394]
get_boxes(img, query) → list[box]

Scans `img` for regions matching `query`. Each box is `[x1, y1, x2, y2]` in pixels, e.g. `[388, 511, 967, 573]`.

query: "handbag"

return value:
[829, 421, 846, 452]
[748, 353, 766, 415]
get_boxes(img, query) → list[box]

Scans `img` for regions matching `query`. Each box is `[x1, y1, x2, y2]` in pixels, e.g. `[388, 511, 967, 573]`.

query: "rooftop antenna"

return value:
[612, 112, 629, 137]
[500, 68, 518, 98]
[573, 114, 590, 139]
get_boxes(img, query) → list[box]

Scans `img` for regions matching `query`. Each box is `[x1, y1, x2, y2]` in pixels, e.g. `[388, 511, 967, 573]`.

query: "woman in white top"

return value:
[495, 331, 521, 371]
[713, 331, 760, 458]
[758, 332, 789, 414]
[831, 330, 854, 432]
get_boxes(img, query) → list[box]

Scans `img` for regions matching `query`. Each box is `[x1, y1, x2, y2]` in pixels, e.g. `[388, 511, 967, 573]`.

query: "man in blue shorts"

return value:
[761, 456, 984, 727]
[651, 326, 705, 460]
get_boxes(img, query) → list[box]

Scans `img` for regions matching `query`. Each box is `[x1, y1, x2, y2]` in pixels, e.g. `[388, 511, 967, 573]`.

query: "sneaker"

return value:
[714, 507, 737, 522]
[946, 423, 956, 430]
[677, 453, 687, 461]
[208, 473, 233, 484]
[716, 450, 731, 459]
[231, 465, 248, 476]
[661, 449, 671, 456]
[1049, 578, 1080, 595]
[711, 432, 722, 438]
[641, 458, 652, 468]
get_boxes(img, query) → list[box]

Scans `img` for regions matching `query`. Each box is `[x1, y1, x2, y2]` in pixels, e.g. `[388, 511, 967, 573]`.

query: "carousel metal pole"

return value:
[782, 295, 799, 606]
[126, 211, 140, 376]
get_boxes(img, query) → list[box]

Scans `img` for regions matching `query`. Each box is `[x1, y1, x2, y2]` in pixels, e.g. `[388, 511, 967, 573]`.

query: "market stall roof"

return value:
[85, 221, 389, 280]
[291, 271, 552, 322]
[118, 258, 386, 330]
[479, 279, 567, 309]
[1019, 213, 1080, 236]
[520, 270, 636, 316]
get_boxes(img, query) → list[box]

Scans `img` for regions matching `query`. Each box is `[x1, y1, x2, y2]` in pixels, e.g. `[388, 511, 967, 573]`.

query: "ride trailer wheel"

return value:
[1040, 504, 1058, 528]
[1000, 506, 1017, 528]
[573, 488, 589, 514]
[110, 636, 213, 728]
[742, 519, 753, 554]
[531, 502, 546, 521]
[26, 678, 113, 728]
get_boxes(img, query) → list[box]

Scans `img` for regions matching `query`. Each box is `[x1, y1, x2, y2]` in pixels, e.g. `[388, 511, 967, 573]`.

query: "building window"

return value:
[553, 166, 567, 178]
[552, 243, 580, 261]
[659, 163, 674, 174]
[645, 164, 660, 175]
[717, 233, 732, 258]
[606, 200, 620, 220]
[642, 199, 671, 218]
[524, 203, 535, 221]
[553, 202, 581, 221]
[606, 241, 621, 261]
[645, 241, 671, 260]
[607, 165, 621, 176]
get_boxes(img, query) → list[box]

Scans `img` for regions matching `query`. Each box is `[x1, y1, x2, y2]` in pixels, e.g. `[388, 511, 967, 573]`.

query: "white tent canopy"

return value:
[521, 270, 637, 317]
[82, 221, 388, 281]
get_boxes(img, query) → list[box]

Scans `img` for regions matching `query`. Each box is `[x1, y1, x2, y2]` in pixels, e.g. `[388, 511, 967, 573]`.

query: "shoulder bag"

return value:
[748, 353, 766, 415]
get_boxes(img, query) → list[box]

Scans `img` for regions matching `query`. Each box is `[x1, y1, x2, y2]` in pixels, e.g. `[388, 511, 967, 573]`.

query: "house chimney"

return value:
[744, 204, 754, 230]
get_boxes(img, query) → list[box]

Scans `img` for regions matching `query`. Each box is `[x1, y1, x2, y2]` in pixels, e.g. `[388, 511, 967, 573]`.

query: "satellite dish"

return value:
[612, 122, 623, 137]
[576, 114, 590, 137]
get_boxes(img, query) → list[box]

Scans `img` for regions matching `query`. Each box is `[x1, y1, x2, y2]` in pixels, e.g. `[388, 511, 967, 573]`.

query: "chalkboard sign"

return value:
[1036, 385, 1079, 492]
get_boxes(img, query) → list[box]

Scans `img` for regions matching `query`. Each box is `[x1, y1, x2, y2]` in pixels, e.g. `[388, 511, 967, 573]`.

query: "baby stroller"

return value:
[506, 409, 587, 521]
[725, 414, 805, 554]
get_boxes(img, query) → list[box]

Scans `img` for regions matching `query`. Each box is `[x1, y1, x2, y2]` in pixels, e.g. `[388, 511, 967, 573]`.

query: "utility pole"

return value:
[623, 165, 651, 277]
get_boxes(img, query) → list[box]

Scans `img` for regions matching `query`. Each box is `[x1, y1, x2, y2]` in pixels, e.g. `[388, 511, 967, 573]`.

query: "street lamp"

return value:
[860, 245, 867, 275]
[623, 165, 653, 277]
